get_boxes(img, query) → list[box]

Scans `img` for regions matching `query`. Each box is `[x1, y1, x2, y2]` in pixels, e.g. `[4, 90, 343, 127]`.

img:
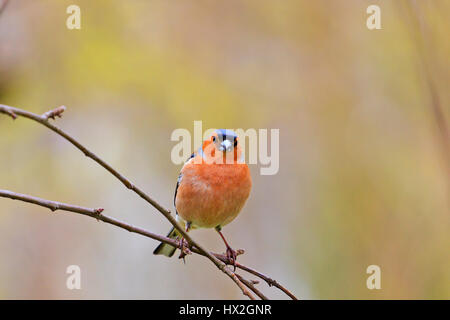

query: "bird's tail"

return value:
[153, 226, 180, 257]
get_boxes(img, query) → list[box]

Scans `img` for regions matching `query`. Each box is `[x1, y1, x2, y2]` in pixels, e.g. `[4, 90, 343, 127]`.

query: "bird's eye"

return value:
[212, 136, 216, 142]
[234, 137, 237, 147]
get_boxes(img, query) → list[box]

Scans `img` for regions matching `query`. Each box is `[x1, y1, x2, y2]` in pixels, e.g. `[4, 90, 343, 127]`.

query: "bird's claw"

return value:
[226, 246, 238, 271]
[178, 238, 191, 262]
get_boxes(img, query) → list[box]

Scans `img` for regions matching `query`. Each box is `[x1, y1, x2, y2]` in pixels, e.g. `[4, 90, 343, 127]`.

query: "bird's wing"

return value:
[174, 172, 183, 207]
[174, 151, 197, 207]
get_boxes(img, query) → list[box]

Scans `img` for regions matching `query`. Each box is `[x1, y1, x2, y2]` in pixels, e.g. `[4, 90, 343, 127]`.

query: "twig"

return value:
[0, 188, 298, 299]
[236, 274, 268, 300]
[0, 190, 104, 215]
[214, 253, 298, 300]
[0, 189, 180, 247]
[42, 105, 66, 120]
[0, 186, 266, 300]
[1, 104, 299, 299]
[0, 104, 254, 300]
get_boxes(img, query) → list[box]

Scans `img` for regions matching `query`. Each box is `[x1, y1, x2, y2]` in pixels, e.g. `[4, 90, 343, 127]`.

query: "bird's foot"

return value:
[226, 246, 238, 271]
[178, 238, 191, 262]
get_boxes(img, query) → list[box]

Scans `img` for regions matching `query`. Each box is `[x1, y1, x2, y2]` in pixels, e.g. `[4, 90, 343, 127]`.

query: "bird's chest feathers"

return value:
[176, 164, 251, 228]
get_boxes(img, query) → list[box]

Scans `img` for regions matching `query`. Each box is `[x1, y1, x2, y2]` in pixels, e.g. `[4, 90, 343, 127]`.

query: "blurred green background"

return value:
[0, 0, 449, 299]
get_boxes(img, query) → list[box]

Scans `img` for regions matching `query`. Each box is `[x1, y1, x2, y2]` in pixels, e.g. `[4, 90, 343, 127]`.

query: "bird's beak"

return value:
[219, 139, 232, 152]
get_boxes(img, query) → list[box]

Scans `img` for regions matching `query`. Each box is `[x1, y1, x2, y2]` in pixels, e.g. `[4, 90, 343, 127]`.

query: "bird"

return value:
[153, 129, 252, 267]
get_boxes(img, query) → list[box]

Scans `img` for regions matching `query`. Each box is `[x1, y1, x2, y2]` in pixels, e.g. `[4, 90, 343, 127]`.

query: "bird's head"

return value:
[201, 129, 243, 164]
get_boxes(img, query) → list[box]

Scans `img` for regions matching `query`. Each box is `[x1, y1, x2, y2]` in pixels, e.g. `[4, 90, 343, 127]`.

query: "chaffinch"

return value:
[154, 129, 252, 267]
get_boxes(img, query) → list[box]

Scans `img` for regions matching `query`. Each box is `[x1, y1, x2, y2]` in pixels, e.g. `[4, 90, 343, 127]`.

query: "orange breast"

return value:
[175, 162, 252, 229]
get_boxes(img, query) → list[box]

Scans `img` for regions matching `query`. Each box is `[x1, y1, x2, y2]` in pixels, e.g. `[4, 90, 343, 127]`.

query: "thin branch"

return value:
[0, 104, 298, 299]
[0, 189, 180, 247]
[0, 190, 104, 214]
[0, 104, 255, 300]
[0, 188, 298, 300]
[236, 274, 268, 300]
[2, 110, 254, 299]
[1, 186, 266, 300]
[214, 253, 298, 300]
